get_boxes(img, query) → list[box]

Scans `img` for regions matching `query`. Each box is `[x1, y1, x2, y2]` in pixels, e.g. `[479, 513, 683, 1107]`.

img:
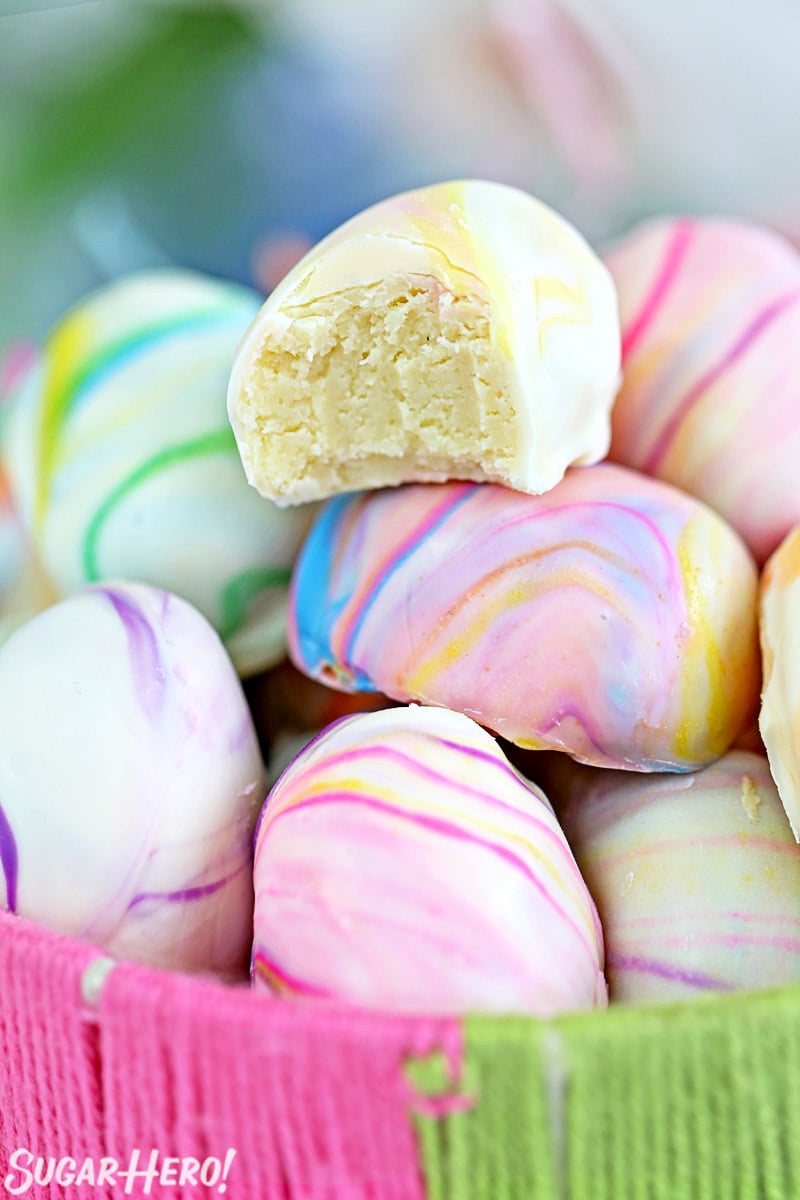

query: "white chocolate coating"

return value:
[289, 466, 760, 772]
[606, 216, 800, 565]
[0, 582, 265, 976]
[253, 705, 607, 1015]
[543, 751, 800, 1003]
[2, 271, 314, 676]
[229, 180, 620, 505]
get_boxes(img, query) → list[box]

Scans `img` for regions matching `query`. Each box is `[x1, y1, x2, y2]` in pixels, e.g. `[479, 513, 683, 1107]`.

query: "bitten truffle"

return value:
[228, 180, 620, 505]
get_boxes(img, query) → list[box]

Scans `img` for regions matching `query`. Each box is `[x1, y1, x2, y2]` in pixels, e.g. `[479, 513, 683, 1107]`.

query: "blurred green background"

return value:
[3, 0, 800, 359]
[0, 0, 411, 353]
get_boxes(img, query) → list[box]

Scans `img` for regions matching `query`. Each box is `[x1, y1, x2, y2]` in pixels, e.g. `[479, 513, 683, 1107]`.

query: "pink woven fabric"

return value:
[0, 912, 106, 1199]
[0, 910, 464, 1200]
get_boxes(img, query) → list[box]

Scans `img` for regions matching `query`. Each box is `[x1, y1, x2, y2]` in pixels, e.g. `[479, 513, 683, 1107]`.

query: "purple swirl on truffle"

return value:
[98, 585, 167, 717]
[127, 862, 249, 910]
[0, 798, 18, 912]
[606, 952, 731, 992]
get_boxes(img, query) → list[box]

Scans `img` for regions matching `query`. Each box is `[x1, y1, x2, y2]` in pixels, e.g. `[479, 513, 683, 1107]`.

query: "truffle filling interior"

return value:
[238, 276, 517, 500]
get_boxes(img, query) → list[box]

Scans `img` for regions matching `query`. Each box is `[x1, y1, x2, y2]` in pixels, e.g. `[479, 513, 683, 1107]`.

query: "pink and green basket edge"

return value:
[1, 906, 797, 1199]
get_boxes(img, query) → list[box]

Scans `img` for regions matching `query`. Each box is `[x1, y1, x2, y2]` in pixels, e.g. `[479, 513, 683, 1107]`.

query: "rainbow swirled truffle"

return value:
[605, 216, 800, 564]
[0, 582, 265, 976]
[2, 270, 313, 675]
[228, 179, 620, 505]
[252, 705, 607, 1015]
[542, 751, 800, 1003]
[759, 527, 800, 838]
[288, 463, 759, 771]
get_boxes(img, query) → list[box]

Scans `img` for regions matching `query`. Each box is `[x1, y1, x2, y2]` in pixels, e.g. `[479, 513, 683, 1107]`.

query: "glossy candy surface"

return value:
[0, 582, 265, 976]
[607, 217, 800, 564]
[289, 464, 759, 770]
[229, 180, 620, 505]
[544, 751, 800, 1003]
[253, 705, 607, 1014]
[3, 271, 313, 675]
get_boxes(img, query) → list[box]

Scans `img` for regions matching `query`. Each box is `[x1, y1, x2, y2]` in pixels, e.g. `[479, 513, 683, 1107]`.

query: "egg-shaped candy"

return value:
[2, 271, 314, 675]
[228, 180, 620, 506]
[253, 705, 607, 1015]
[606, 217, 800, 564]
[542, 751, 800, 1002]
[289, 464, 759, 771]
[0, 582, 265, 976]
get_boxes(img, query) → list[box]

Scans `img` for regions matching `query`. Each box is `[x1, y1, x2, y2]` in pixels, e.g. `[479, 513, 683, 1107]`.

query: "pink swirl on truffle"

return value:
[607, 216, 800, 564]
[253, 706, 606, 1015]
[289, 464, 759, 771]
[540, 750, 800, 1003]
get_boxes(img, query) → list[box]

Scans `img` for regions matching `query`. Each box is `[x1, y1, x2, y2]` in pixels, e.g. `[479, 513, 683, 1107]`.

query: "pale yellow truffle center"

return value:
[238, 275, 516, 502]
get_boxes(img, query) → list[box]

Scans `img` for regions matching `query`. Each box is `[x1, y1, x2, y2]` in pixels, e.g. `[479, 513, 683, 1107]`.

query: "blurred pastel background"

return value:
[2, 0, 800, 361]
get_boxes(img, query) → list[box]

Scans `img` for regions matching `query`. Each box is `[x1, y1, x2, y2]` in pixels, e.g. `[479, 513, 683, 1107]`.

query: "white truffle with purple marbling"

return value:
[0, 581, 264, 976]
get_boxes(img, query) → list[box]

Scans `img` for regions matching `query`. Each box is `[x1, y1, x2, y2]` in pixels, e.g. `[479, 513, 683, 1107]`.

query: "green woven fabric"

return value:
[407, 1027, 558, 1199]
[408, 986, 800, 1200]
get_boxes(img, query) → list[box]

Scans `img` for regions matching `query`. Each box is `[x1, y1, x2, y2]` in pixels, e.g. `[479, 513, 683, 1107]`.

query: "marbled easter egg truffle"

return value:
[541, 751, 800, 1002]
[606, 216, 800, 564]
[2, 270, 313, 675]
[289, 464, 759, 771]
[0, 582, 264, 976]
[253, 706, 607, 1015]
[228, 179, 620, 505]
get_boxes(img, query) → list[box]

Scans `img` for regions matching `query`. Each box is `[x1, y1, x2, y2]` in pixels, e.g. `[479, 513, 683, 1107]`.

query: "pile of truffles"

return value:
[3, 181, 800, 1015]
